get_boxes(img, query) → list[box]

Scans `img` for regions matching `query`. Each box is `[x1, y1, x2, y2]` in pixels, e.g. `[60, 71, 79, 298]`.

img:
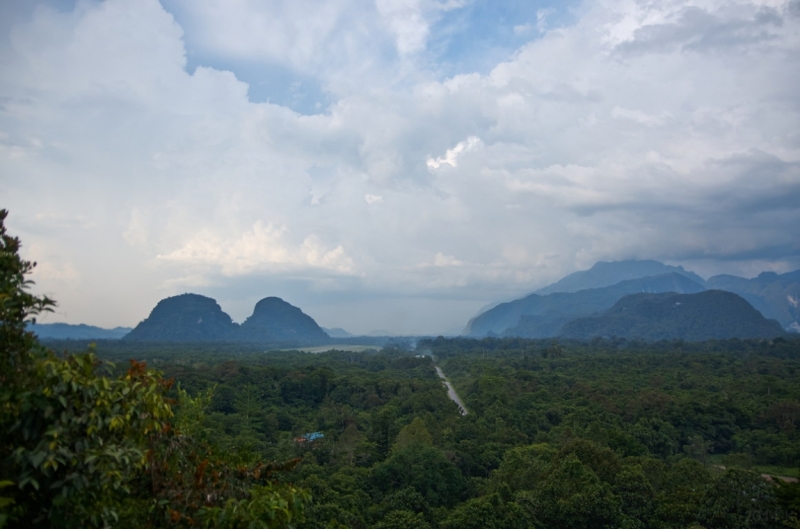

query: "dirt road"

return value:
[435, 366, 468, 416]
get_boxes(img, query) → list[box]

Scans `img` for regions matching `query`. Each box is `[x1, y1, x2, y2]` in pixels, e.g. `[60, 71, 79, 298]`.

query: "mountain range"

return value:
[559, 290, 786, 341]
[535, 260, 705, 295]
[467, 272, 705, 338]
[27, 323, 133, 340]
[123, 294, 329, 344]
[466, 260, 799, 340]
[33, 260, 800, 343]
[705, 270, 800, 332]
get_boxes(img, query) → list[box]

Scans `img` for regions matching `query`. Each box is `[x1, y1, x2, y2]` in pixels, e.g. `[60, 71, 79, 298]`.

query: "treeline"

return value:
[7, 327, 800, 528]
[7, 334, 800, 527]
[47, 334, 797, 528]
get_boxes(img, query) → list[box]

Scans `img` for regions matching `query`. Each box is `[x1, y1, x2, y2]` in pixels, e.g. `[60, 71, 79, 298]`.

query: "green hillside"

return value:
[467, 273, 705, 337]
[239, 296, 330, 344]
[123, 293, 239, 342]
[560, 290, 786, 341]
[706, 270, 800, 331]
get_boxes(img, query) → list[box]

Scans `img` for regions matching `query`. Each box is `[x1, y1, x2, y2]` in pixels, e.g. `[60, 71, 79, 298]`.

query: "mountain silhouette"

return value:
[238, 297, 329, 344]
[124, 294, 330, 344]
[536, 260, 705, 295]
[559, 290, 786, 341]
[123, 293, 238, 342]
[467, 273, 705, 338]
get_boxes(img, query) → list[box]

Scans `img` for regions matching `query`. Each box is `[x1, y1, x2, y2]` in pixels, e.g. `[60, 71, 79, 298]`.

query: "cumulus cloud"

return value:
[2, 0, 799, 333]
[426, 136, 480, 169]
[376, 0, 430, 55]
[611, 106, 672, 127]
[158, 221, 356, 276]
[433, 252, 463, 267]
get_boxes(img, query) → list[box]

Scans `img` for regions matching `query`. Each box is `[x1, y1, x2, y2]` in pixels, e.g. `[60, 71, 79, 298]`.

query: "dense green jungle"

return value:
[30, 336, 800, 528]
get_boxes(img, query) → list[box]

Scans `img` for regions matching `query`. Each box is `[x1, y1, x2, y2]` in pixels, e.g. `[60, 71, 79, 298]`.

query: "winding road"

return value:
[435, 366, 468, 416]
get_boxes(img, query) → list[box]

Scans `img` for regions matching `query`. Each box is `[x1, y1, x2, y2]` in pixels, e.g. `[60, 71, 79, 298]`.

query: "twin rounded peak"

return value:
[251, 296, 296, 313]
[126, 293, 327, 343]
[157, 294, 295, 314]
[244, 296, 306, 323]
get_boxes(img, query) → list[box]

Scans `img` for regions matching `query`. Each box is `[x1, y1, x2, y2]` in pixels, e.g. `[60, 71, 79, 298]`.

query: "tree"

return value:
[517, 453, 622, 529]
[136, 387, 310, 527]
[0, 209, 173, 527]
[701, 468, 782, 529]
[683, 435, 713, 464]
[489, 443, 556, 493]
[392, 418, 433, 451]
[372, 443, 465, 507]
[439, 494, 530, 529]
[0, 209, 53, 396]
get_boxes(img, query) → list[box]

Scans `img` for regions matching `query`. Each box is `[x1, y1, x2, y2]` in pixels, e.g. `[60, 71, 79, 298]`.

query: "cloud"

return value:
[611, 106, 672, 127]
[376, 0, 470, 56]
[160, 0, 468, 98]
[1, 0, 799, 334]
[163, 0, 384, 76]
[376, 0, 431, 56]
[613, 4, 785, 55]
[158, 221, 356, 276]
[426, 136, 480, 169]
[433, 252, 463, 267]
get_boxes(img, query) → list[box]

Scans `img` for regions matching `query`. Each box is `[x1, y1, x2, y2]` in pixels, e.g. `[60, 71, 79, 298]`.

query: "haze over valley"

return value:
[29, 259, 799, 344]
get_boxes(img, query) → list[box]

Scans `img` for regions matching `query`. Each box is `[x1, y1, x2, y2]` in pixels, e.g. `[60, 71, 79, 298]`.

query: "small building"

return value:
[294, 431, 325, 444]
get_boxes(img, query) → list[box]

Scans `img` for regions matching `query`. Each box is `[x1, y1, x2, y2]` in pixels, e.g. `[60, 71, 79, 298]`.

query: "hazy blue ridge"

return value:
[238, 296, 329, 344]
[467, 272, 705, 338]
[535, 260, 705, 295]
[123, 293, 330, 344]
[27, 323, 132, 340]
[705, 270, 800, 332]
[323, 327, 354, 338]
[123, 293, 239, 342]
[559, 290, 786, 341]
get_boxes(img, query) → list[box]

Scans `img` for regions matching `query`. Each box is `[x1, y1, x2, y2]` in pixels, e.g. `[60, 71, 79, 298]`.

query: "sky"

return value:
[1, 0, 799, 335]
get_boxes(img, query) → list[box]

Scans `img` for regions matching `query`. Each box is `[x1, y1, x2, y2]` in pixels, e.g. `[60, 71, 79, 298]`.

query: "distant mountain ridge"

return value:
[466, 272, 705, 338]
[323, 327, 354, 338]
[536, 260, 705, 295]
[560, 290, 786, 341]
[27, 323, 132, 340]
[465, 259, 800, 340]
[124, 294, 330, 344]
[705, 270, 800, 332]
